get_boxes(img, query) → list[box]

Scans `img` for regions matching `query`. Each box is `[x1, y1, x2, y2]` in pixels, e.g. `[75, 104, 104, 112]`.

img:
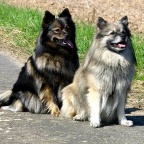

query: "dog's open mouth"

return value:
[62, 39, 74, 48]
[109, 35, 128, 52]
[111, 42, 126, 49]
[54, 38, 74, 48]
[110, 41, 127, 52]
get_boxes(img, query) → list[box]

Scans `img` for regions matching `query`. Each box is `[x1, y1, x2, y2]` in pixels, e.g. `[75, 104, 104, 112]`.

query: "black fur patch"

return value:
[2, 8, 79, 115]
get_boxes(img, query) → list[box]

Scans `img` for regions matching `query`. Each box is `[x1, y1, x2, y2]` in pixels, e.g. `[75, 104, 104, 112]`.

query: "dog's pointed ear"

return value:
[97, 17, 107, 30]
[42, 11, 55, 28]
[120, 16, 128, 26]
[59, 8, 71, 18]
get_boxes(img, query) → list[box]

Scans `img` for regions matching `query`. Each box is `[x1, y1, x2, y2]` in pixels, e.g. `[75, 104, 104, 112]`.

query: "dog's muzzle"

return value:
[109, 35, 128, 52]
[53, 38, 74, 48]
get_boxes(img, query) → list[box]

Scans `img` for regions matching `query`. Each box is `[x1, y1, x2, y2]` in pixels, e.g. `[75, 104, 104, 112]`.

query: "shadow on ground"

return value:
[126, 108, 144, 126]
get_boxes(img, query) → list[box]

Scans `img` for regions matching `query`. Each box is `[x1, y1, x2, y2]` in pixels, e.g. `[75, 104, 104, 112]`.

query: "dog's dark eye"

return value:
[53, 29, 61, 33]
[109, 31, 115, 35]
[122, 30, 126, 34]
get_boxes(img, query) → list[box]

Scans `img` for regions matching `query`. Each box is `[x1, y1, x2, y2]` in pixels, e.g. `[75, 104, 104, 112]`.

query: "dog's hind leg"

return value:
[117, 93, 133, 127]
[61, 87, 76, 119]
[61, 96, 76, 119]
[73, 109, 88, 121]
[72, 96, 88, 121]
[1, 99, 23, 112]
[62, 84, 88, 120]
[0, 91, 23, 112]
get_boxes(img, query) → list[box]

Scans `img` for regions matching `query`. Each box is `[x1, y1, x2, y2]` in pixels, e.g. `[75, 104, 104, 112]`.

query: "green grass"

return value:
[76, 22, 94, 60]
[0, 2, 42, 54]
[132, 35, 144, 80]
[0, 2, 144, 80]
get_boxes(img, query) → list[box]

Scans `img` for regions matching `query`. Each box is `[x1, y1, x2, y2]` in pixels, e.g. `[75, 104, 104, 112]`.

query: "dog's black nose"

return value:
[123, 35, 127, 41]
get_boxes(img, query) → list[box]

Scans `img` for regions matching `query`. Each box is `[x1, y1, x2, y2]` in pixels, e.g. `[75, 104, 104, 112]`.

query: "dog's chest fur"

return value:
[35, 53, 65, 72]
[89, 49, 135, 93]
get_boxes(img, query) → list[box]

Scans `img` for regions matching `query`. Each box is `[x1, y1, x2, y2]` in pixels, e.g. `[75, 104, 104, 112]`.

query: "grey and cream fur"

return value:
[61, 16, 137, 127]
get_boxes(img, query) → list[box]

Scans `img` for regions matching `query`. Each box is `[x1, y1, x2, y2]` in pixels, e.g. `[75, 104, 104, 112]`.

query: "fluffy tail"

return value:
[0, 90, 12, 106]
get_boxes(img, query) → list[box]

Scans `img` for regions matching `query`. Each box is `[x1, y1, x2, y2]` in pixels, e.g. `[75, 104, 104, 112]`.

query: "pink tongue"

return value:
[66, 40, 74, 48]
[118, 43, 126, 48]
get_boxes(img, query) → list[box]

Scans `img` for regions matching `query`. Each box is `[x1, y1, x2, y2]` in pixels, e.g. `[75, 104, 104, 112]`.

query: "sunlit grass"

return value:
[0, 2, 42, 54]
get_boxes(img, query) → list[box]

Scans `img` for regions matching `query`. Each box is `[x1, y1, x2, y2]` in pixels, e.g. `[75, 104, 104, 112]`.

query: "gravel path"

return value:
[0, 51, 144, 144]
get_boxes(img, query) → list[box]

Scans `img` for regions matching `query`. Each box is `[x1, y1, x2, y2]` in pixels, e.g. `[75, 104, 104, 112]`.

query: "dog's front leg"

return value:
[87, 88, 101, 128]
[117, 93, 133, 126]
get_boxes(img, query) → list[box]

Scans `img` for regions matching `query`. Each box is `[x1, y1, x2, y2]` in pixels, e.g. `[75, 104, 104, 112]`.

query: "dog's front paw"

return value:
[90, 116, 101, 128]
[90, 121, 101, 128]
[50, 106, 60, 117]
[51, 108, 60, 117]
[120, 120, 133, 127]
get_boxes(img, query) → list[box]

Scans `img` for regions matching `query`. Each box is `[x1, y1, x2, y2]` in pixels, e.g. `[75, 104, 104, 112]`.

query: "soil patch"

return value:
[3, 0, 144, 34]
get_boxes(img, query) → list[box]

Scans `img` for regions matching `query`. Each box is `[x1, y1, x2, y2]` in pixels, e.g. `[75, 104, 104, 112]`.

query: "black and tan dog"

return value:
[0, 8, 79, 116]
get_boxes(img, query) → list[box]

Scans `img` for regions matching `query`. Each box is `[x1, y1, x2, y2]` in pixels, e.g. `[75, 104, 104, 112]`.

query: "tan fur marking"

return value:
[0, 90, 12, 101]
[42, 86, 60, 116]
[27, 60, 34, 74]
[36, 56, 47, 70]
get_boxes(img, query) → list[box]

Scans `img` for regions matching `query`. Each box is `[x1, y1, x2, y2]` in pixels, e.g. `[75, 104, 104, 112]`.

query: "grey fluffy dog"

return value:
[61, 16, 137, 127]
